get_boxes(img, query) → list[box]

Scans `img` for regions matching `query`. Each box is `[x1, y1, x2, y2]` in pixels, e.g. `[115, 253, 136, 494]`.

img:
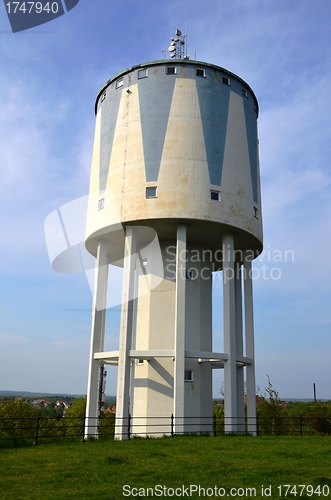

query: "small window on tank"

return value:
[254, 206, 258, 219]
[196, 68, 205, 77]
[116, 78, 124, 89]
[242, 88, 248, 98]
[211, 190, 220, 201]
[185, 370, 193, 382]
[222, 76, 230, 86]
[137, 359, 144, 366]
[101, 91, 107, 102]
[98, 198, 105, 210]
[138, 69, 148, 79]
[146, 186, 157, 198]
[166, 66, 177, 75]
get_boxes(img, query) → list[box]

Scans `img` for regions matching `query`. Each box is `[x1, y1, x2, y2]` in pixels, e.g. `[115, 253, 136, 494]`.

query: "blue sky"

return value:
[0, 0, 330, 399]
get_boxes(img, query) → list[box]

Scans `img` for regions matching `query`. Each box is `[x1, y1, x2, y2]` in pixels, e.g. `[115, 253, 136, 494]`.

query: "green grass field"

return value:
[0, 436, 331, 499]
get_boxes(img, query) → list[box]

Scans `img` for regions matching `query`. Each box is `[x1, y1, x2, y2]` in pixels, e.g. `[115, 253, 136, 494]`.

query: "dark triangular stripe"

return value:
[138, 70, 176, 182]
[243, 100, 258, 203]
[99, 89, 122, 193]
[227, 78, 259, 203]
[196, 74, 230, 186]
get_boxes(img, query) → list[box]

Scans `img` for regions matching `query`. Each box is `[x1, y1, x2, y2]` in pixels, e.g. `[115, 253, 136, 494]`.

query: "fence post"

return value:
[213, 413, 216, 437]
[256, 415, 259, 436]
[128, 413, 131, 440]
[171, 414, 174, 437]
[33, 414, 40, 446]
[81, 414, 86, 442]
[299, 415, 303, 436]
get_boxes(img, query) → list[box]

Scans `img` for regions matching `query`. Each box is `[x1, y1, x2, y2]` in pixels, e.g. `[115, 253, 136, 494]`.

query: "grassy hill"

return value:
[0, 435, 331, 499]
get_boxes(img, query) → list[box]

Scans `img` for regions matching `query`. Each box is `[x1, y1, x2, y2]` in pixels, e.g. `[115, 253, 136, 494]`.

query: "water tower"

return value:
[84, 32, 262, 438]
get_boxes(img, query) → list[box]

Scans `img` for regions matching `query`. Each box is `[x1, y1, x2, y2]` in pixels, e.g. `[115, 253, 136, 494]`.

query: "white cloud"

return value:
[0, 332, 29, 345]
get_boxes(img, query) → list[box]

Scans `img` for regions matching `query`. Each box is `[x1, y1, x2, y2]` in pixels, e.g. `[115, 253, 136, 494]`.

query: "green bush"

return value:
[0, 401, 38, 438]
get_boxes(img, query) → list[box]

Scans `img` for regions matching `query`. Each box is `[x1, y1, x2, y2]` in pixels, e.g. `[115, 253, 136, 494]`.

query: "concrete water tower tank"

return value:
[84, 50, 262, 438]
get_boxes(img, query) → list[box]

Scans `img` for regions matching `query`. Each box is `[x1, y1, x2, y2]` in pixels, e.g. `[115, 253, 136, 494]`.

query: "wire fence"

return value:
[1, 412, 331, 447]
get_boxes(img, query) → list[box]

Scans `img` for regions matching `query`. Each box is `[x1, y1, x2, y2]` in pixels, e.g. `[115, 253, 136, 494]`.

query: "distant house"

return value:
[243, 395, 265, 406]
[279, 401, 289, 408]
[56, 400, 69, 409]
[105, 406, 116, 413]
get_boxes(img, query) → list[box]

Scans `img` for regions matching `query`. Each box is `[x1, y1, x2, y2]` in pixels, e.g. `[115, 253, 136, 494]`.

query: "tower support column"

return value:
[85, 239, 108, 438]
[244, 250, 257, 435]
[115, 226, 137, 439]
[222, 233, 237, 433]
[235, 262, 245, 433]
[174, 224, 186, 435]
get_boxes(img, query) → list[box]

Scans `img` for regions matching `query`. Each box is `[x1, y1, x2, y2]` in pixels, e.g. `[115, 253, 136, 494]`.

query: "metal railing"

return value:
[0, 415, 88, 445]
[0, 413, 330, 447]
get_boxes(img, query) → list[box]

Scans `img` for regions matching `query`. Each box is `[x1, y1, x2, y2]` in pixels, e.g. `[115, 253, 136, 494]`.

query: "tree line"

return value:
[1, 379, 330, 447]
[0, 398, 115, 446]
[213, 377, 331, 436]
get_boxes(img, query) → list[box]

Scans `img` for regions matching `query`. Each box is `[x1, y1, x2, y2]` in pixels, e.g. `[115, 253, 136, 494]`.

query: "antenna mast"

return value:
[168, 29, 189, 59]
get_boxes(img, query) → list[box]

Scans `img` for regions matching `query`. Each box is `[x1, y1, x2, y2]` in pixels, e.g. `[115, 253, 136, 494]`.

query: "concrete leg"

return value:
[85, 239, 109, 438]
[129, 252, 140, 421]
[222, 233, 237, 433]
[235, 262, 245, 433]
[174, 224, 186, 435]
[244, 250, 257, 435]
[115, 226, 137, 439]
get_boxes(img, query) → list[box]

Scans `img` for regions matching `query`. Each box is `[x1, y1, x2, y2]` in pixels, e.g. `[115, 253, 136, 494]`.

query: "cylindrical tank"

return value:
[85, 59, 262, 263]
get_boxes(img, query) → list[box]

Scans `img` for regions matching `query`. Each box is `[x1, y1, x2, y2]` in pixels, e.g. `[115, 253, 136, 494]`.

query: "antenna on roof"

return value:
[168, 29, 190, 60]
